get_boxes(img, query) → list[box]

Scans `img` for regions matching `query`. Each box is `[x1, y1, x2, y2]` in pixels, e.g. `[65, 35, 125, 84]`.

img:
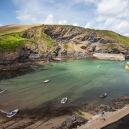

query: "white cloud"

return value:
[75, 0, 98, 4]
[116, 21, 129, 30]
[12, 0, 129, 36]
[58, 19, 67, 24]
[84, 0, 129, 36]
[13, 0, 93, 25]
[97, 0, 129, 17]
[85, 22, 92, 28]
[44, 14, 53, 24]
[124, 33, 129, 37]
[96, 15, 105, 22]
[73, 23, 78, 26]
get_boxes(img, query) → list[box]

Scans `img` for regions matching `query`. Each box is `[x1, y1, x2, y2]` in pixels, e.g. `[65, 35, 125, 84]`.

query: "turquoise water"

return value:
[0, 59, 129, 111]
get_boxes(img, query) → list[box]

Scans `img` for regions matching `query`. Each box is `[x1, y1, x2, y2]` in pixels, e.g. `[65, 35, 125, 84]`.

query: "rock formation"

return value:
[125, 62, 129, 70]
[0, 24, 129, 70]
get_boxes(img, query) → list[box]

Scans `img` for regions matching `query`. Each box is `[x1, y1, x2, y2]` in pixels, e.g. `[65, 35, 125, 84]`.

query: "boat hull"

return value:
[0, 88, 6, 93]
[7, 109, 18, 117]
[99, 93, 107, 98]
[61, 97, 67, 104]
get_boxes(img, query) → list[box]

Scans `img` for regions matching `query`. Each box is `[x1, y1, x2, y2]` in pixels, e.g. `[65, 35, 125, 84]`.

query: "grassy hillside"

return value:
[86, 29, 129, 45]
[0, 34, 28, 52]
[0, 24, 41, 36]
[0, 25, 57, 53]
[0, 24, 129, 54]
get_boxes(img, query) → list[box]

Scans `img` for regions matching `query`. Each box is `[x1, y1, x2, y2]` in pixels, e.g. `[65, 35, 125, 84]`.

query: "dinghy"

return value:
[7, 109, 18, 117]
[43, 80, 49, 83]
[97, 65, 101, 68]
[61, 97, 67, 104]
[99, 93, 107, 98]
[0, 88, 6, 93]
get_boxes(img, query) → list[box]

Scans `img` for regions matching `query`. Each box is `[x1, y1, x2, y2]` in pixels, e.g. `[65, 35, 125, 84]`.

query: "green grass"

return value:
[107, 44, 116, 49]
[0, 34, 27, 52]
[63, 42, 68, 50]
[34, 31, 57, 51]
[86, 29, 129, 45]
[76, 110, 84, 116]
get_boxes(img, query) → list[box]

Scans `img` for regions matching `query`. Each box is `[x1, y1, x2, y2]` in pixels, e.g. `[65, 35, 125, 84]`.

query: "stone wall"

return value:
[93, 53, 125, 61]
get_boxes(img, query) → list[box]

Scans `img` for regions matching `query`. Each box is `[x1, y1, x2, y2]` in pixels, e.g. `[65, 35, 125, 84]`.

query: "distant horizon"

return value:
[0, 0, 129, 37]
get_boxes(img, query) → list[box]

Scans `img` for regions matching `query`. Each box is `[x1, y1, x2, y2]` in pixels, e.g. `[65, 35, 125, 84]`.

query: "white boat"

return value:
[43, 80, 49, 83]
[7, 109, 18, 117]
[97, 65, 101, 68]
[0, 88, 6, 93]
[61, 97, 67, 104]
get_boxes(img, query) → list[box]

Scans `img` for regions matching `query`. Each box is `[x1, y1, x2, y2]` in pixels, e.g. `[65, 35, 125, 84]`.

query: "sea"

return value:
[0, 59, 129, 112]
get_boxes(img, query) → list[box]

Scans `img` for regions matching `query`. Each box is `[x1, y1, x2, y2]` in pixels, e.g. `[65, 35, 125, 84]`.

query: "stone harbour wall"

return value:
[93, 53, 125, 61]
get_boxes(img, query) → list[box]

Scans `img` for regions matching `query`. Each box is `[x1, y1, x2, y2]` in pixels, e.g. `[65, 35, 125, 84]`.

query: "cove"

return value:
[0, 59, 129, 111]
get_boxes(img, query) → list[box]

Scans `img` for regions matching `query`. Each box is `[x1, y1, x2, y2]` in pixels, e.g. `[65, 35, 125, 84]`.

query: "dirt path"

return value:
[77, 105, 129, 129]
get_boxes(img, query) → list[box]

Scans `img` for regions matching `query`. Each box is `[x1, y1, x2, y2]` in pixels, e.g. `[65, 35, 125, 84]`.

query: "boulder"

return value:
[125, 62, 129, 70]
[59, 114, 87, 129]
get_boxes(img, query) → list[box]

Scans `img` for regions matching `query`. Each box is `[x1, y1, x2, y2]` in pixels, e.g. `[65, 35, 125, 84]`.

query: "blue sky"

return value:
[0, 0, 129, 36]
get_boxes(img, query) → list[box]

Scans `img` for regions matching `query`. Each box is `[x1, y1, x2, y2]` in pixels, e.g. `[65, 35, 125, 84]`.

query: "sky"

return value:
[0, 0, 129, 37]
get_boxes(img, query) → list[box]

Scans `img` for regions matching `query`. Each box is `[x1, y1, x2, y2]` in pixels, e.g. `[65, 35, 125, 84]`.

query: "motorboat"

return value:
[99, 93, 107, 98]
[0, 88, 6, 93]
[43, 80, 49, 83]
[61, 97, 67, 104]
[7, 109, 18, 117]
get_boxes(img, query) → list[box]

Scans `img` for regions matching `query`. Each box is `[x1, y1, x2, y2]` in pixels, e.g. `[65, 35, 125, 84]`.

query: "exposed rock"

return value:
[125, 62, 129, 70]
[59, 114, 87, 129]
[0, 25, 129, 71]
[81, 96, 129, 116]
[99, 39, 114, 44]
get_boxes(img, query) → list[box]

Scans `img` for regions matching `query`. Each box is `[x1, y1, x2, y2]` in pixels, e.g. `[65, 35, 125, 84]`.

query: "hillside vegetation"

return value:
[0, 34, 26, 52]
[86, 29, 129, 45]
[0, 24, 129, 62]
[0, 24, 41, 36]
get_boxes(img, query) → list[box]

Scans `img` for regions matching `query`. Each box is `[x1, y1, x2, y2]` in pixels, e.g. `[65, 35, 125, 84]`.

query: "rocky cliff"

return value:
[0, 24, 129, 70]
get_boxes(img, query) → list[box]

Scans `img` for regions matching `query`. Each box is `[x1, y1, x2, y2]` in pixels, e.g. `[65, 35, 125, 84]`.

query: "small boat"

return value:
[61, 97, 67, 104]
[97, 65, 101, 68]
[0, 88, 6, 93]
[7, 109, 18, 117]
[43, 80, 49, 83]
[99, 93, 107, 98]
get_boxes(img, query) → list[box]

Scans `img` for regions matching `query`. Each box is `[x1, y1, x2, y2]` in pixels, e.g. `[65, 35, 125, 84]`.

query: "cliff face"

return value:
[21, 25, 129, 58]
[0, 24, 129, 67]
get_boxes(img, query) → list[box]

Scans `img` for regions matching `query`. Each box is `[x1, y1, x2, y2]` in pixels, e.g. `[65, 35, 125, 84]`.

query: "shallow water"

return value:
[0, 59, 129, 111]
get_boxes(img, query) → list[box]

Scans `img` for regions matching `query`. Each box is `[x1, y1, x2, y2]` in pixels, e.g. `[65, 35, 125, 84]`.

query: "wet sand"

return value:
[0, 105, 75, 129]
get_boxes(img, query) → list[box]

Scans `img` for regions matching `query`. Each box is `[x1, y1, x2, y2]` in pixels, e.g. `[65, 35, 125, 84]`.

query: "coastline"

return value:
[0, 58, 129, 128]
[77, 105, 129, 129]
[1, 97, 129, 129]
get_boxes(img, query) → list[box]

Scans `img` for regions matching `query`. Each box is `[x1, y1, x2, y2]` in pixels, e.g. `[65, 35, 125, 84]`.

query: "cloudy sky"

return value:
[0, 0, 129, 36]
